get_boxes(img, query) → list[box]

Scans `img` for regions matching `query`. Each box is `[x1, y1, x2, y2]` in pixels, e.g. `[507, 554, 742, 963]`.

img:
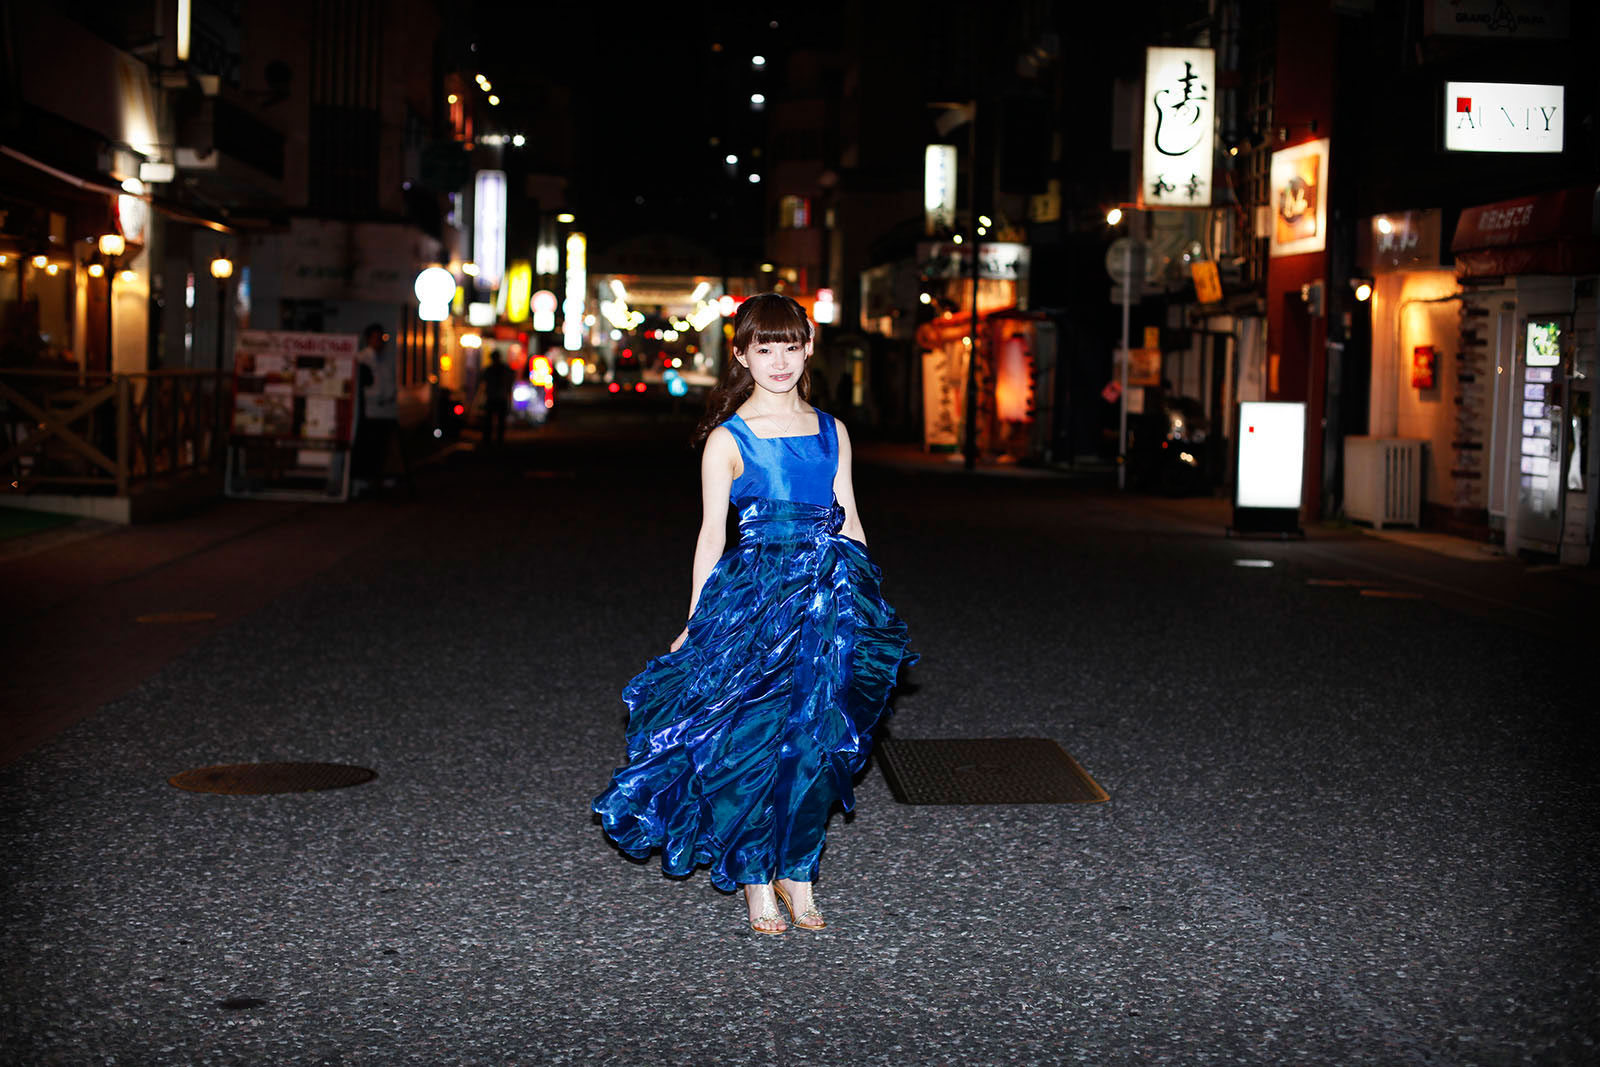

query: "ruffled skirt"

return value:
[592, 496, 917, 890]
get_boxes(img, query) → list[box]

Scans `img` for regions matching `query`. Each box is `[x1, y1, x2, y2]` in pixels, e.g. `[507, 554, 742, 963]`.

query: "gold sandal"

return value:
[744, 884, 788, 935]
[773, 881, 826, 932]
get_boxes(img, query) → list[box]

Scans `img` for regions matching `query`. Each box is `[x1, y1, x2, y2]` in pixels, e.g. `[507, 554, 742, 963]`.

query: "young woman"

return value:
[593, 293, 917, 934]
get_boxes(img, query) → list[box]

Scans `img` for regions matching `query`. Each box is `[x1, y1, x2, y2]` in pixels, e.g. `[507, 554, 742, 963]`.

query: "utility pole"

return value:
[962, 99, 980, 471]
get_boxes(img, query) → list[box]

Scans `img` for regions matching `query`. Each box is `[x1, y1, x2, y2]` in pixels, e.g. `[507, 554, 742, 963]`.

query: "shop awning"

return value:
[1451, 184, 1600, 278]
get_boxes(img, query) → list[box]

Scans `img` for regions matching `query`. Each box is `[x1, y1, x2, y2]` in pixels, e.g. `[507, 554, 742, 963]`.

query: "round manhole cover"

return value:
[168, 762, 377, 795]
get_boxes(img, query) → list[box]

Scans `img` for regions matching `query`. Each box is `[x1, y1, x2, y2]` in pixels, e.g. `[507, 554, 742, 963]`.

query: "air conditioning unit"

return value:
[1344, 437, 1423, 528]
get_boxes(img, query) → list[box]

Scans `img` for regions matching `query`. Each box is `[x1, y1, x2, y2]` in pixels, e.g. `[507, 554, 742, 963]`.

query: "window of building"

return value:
[779, 195, 811, 229]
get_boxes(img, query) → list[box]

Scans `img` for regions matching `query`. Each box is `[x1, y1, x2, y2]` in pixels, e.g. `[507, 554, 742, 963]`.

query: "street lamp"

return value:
[97, 233, 126, 372]
[209, 255, 234, 456]
[209, 255, 233, 370]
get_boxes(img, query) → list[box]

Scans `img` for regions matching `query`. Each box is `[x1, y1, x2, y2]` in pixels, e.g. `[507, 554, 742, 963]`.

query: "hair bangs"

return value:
[732, 293, 812, 352]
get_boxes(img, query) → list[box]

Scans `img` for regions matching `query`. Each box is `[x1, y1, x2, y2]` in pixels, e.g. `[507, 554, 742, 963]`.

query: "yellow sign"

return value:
[1130, 348, 1162, 387]
[505, 260, 532, 323]
[1190, 260, 1222, 303]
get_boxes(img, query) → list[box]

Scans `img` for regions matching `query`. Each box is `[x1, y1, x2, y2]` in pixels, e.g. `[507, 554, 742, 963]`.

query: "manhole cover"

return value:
[168, 762, 377, 794]
[877, 738, 1108, 805]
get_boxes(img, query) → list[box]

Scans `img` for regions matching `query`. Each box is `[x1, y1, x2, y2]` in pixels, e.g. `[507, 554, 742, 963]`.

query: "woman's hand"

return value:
[669, 626, 689, 653]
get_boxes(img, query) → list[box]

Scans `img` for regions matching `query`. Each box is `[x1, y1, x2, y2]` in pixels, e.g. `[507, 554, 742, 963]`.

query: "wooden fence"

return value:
[0, 368, 227, 497]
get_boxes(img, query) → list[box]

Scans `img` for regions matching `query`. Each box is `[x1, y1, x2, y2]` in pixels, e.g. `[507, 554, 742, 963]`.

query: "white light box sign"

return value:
[1444, 82, 1563, 153]
[1142, 47, 1215, 207]
[1236, 401, 1306, 510]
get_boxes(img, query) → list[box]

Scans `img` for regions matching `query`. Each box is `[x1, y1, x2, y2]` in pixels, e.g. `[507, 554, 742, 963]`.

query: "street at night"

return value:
[3, 407, 1596, 1063]
[4, 0, 1599, 1063]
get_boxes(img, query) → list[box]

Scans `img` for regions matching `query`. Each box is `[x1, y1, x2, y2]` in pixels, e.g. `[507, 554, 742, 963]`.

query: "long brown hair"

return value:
[691, 293, 814, 447]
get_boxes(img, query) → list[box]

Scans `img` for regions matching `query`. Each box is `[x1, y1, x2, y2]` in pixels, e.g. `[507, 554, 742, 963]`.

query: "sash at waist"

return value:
[734, 496, 846, 544]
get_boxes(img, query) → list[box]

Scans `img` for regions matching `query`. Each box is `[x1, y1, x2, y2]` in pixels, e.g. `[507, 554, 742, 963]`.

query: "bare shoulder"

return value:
[704, 424, 742, 473]
[830, 414, 853, 448]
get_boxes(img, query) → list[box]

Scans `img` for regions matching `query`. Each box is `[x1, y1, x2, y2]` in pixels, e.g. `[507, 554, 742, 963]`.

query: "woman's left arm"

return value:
[833, 419, 867, 546]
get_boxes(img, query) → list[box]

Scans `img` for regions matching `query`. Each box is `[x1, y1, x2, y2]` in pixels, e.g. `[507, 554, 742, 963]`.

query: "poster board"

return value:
[920, 344, 967, 453]
[1268, 139, 1330, 258]
[225, 330, 360, 502]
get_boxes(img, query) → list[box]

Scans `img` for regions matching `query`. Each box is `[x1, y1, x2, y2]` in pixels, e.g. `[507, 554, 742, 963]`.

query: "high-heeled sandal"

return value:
[744, 885, 788, 935]
[773, 881, 826, 931]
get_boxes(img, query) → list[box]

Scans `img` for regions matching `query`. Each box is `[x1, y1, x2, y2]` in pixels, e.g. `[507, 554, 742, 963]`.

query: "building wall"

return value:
[1263, 2, 1338, 517]
[1370, 269, 1464, 509]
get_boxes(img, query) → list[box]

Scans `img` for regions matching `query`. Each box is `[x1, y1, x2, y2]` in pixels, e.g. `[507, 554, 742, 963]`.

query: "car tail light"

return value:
[634, 381, 646, 393]
[453, 404, 465, 415]
[608, 382, 621, 393]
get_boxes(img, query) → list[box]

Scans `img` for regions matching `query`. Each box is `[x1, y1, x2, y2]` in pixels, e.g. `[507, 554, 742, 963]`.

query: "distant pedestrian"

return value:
[480, 350, 514, 449]
[354, 323, 396, 492]
[593, 293, 917, 934]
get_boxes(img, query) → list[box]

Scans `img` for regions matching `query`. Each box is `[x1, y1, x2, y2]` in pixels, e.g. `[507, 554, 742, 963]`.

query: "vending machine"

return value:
[1512, 317, 1570, 555]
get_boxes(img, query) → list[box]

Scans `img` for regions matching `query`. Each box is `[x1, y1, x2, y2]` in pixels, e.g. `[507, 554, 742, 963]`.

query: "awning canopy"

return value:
[1451, 185, 1600, 278]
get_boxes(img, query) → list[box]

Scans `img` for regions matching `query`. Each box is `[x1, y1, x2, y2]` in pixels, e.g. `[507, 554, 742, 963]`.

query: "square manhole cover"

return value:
[877, 738, 1108, 805]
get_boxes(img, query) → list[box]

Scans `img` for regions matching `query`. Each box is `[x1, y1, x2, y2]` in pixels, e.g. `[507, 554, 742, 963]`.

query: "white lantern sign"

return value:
[1142, 47, 1215, 208]
[414, 267, 456, 322]
[924, 145, 958, 234]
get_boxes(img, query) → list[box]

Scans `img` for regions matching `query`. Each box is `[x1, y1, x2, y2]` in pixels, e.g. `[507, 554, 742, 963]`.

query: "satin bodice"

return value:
[724, 410, 838, 509]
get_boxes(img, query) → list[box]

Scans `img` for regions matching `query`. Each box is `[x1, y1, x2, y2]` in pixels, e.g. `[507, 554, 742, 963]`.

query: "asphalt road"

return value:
[2, 408, 1595, 1065]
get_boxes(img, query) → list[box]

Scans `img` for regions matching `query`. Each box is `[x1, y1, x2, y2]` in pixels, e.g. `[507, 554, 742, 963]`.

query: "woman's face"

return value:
[737, 339, 811, 394]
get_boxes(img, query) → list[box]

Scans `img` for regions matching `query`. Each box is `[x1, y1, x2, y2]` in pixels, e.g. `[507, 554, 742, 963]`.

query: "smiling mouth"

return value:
[771, 372, 793, 381]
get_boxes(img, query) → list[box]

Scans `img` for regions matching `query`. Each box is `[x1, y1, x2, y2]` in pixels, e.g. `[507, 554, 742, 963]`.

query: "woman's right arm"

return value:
[671, 427, 738, 651]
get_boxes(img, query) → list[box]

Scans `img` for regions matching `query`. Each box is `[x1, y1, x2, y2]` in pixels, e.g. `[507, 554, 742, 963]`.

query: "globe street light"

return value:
[97, 233, 126, 372]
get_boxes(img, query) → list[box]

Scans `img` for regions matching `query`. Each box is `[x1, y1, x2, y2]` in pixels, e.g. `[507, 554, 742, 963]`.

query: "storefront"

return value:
[1451, 185, 1598, 564]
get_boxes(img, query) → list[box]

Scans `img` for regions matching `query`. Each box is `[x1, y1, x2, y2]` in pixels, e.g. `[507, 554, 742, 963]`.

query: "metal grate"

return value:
[168, 762, 377, 795]
[877, 738, 1108, 805]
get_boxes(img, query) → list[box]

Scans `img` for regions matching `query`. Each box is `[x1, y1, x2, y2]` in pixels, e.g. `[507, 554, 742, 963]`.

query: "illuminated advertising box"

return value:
[1444, 82, 1563, 153]
[1142, 47, 1214, 208]
[1233, 401, 1306, 534]
[473, 170, 507, 288]
[1268, 139, 1330, 258]
[924, 145, 957, 234]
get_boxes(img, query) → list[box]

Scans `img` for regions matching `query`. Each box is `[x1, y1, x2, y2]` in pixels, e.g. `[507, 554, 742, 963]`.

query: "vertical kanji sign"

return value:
[1142, 47, 1215, 208]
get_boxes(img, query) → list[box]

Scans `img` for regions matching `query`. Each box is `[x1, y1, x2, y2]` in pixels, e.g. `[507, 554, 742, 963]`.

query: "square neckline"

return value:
[729, 411, 825, 441]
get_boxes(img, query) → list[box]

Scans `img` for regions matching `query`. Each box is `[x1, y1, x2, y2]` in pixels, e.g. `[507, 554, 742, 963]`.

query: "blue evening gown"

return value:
[593, 410, 917, 891]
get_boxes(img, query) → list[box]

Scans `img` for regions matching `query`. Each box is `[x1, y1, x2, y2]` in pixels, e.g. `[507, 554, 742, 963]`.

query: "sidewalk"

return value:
[855, 439, 1116, 481]
[0, 494, 413, 765]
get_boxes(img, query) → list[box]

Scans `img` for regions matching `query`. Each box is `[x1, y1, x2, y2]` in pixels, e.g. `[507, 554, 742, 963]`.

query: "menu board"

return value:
[231, 331, 359, 446]
[226, 330, 360, 503]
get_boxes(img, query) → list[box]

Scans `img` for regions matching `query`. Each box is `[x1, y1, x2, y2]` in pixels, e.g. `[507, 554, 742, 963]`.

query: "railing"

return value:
[0, 368, 227, 497]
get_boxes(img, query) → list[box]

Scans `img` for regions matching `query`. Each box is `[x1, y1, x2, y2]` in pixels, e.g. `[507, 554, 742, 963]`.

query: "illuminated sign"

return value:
[1444, 82, 1563, 153]
[1142, 47, 1214, 208]
[1268, 138, 1330, 258]
[473, 170, 507, 288]
[1412, 345, 1437, 389]
[505, 260, 532, 323]
[924, 145, 958, 234]
[532, 290, 557, 333]
[467, 302, 496, 327]
[813, 288, 836, 325]
[1525, 320, 1561, 367]
[563, 232, 586, 352]
[1236, 402, 1305, 510]
[414, 267, 456, 322]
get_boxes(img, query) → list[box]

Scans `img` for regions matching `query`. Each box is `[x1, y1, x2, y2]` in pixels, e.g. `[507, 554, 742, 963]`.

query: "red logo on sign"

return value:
[1456, 97, 1472, 113]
